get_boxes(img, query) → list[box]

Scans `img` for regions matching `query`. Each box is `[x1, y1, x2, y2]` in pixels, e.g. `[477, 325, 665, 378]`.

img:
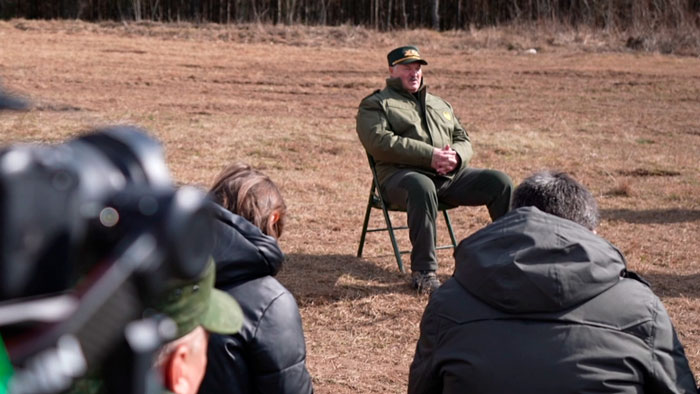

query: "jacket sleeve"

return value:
[645, 298, 698, 393]
[408, 301, 442, 394]
[449, 110, 473, 168]
[356, 95, 435, 168]
[250, 291, 314, 394]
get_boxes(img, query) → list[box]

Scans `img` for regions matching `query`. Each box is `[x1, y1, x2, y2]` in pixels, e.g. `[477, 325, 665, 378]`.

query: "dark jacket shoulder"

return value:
[360, 88, 382, 102]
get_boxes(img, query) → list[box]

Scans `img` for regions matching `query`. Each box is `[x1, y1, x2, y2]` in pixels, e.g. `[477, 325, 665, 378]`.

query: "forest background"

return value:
[0, 0, 699, 32]
[2, 0, 699, 55]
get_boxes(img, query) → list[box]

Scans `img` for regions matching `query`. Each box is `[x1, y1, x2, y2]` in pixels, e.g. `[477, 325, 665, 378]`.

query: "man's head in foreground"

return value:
[512, 170, 600, 230]
[154, 261, 242, 394]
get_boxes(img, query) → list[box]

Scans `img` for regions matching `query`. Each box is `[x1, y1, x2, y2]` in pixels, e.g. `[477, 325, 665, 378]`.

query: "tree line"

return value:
[1, 0, 698, 30]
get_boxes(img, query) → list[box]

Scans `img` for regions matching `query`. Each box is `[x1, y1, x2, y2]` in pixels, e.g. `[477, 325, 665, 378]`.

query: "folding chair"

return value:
[357, 154, 458, 273]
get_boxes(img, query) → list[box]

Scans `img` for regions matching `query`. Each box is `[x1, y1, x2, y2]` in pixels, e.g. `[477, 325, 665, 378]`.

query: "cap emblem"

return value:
[404, 49, 419, 58]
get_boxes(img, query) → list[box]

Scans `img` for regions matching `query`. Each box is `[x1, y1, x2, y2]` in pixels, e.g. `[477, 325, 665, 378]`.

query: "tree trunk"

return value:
[133, 0, 141, 20]
[276, 0, 281, 24]
[386, 0, 392, 29]
[374, 0, 379, 29]
[401, 0, 407, 28]
[431, 0, 440, 30]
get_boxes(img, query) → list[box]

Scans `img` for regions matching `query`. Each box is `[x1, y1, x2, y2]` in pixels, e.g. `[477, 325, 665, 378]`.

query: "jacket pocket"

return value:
[426, 102, 455, 137]
[385, 100, 421, 137]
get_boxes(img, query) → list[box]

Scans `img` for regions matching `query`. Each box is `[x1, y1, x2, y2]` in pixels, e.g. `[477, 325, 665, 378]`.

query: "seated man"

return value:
[408, 171, 698, 393]
[356, 45, 513, 293]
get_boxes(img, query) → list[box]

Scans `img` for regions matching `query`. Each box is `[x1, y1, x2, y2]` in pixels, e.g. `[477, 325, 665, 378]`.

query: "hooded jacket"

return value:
[198, 203, 313, 394]
[356, 77, 473, 185]
[408, 207, 697, 394]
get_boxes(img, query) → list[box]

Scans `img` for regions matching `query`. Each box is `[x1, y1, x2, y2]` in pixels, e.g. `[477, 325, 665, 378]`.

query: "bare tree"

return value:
[274, 0, 280, 24]
[400, 0, 408, 28]
[373, 0, 379, 30]
[431, 0, 439, 30]
[1, 0, 697, 31]
[387, 0, 392, 29]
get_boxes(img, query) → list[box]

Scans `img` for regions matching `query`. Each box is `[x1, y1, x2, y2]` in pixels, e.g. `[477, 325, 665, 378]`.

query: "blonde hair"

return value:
[209, 163, 286, 239]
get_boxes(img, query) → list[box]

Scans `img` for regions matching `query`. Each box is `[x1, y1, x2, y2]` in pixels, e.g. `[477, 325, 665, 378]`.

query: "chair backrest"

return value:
[365, 153, 392, 210]
[358, 152, 458, 272]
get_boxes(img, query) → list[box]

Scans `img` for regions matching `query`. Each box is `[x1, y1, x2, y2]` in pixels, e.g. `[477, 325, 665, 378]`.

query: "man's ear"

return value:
[270, 210, 281, 225]
[165, 344, 192, 394]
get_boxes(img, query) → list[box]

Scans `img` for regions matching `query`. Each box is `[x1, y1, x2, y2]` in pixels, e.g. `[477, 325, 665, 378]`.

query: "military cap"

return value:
[157, 260, 242, 339]
[387, 45, 428, 67]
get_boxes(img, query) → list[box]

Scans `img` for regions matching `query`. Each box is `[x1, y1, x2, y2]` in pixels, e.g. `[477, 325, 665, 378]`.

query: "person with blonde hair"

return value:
[209, 163, 286, 239]
[199, 163, 313, 394]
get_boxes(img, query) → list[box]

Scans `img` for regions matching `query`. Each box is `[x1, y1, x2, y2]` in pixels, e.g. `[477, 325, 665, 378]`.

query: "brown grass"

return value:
[1, 20, 699, 392]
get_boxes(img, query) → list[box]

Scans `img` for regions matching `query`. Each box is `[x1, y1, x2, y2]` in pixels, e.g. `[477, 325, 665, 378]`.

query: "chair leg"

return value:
[380, 205, 405, 273]
[359, 198, 457, 274]
[443, 210, 458, 248]
[357, 193, 374, 258]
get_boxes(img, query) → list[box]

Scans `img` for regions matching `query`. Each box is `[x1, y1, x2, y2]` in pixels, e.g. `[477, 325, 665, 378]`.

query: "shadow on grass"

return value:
[602, 209, 700, 224]
[276, 253, 420, 306]
[277, 254, 700, 302]
[639, 272, 700, 299]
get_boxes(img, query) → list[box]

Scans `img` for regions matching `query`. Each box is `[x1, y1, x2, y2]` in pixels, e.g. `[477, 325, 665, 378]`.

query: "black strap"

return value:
[621, 269, 651, 288]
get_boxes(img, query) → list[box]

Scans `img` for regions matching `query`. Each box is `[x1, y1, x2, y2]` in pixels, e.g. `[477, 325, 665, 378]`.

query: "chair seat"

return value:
[358, 154, 458, 273]
[369, 193, 455, 212]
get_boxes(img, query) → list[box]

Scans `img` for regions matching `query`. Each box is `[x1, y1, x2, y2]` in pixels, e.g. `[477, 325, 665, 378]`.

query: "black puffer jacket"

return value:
[198, 203, 313, 394]
[408, 207, 698, 394]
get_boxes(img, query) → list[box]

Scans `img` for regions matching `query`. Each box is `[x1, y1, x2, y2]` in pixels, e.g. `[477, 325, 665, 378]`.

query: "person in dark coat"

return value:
[408, 170, 698, 394]
[198, 163, 313, 394]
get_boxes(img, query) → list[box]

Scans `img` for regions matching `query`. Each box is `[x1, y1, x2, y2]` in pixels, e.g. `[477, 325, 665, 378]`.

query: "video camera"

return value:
[0, 123, 215, 394]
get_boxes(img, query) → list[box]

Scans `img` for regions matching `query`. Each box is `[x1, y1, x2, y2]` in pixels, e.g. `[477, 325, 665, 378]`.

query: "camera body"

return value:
[0, 126, 215, 394]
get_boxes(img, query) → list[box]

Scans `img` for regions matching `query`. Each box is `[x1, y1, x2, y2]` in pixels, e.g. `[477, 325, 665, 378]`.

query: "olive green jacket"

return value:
[356, 77, 473, 185]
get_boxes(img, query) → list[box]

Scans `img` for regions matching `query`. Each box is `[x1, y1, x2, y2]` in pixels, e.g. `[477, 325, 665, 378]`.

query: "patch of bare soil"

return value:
[1, 19, 699, 393]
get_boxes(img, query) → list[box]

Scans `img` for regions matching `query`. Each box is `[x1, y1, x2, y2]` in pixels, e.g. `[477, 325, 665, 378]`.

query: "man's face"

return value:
[390, 62, 422, 93]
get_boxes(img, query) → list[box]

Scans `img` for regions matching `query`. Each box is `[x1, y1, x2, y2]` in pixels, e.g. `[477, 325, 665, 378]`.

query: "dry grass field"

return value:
[1, 19, 698, 393]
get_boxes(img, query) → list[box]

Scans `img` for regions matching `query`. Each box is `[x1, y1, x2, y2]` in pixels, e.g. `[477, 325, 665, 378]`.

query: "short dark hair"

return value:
[512, 170, 599, 230]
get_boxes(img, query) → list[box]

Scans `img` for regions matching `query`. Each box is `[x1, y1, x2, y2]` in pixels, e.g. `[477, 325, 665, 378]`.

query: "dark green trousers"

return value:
[382, 167, 513, 272]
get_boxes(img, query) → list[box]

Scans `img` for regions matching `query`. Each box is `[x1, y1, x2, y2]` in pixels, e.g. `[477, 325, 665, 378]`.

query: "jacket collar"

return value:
[209, 202, 285, 288]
